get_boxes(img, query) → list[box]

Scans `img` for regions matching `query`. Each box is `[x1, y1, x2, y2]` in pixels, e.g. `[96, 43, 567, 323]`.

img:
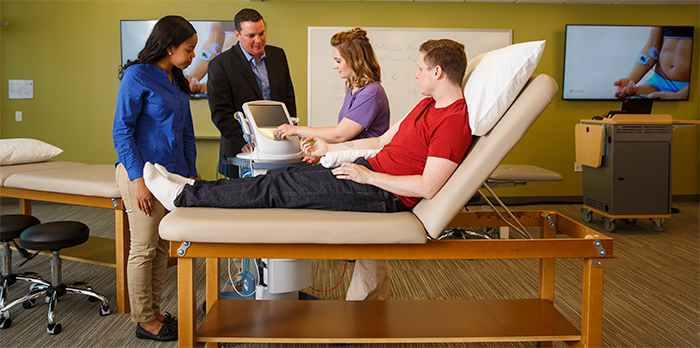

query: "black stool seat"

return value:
[1, 220, 110, 334]
[20, 222, 89, 251]
[0, 215, 41, 241]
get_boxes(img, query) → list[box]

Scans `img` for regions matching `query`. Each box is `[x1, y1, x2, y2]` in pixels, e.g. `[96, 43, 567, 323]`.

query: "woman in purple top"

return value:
[276, 27, 390, 144]
[275, 28, 391, 302]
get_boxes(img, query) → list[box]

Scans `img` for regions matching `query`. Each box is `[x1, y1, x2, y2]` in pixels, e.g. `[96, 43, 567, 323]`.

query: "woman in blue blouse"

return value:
[113, 15, 198, 342]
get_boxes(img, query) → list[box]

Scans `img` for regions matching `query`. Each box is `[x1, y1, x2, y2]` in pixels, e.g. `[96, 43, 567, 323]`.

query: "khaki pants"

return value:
[346, 259, 388, 300]
[116, 163, 169, 323]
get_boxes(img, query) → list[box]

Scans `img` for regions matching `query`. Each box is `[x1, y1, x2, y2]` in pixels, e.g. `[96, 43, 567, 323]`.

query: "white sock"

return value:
[143, 162, 184, 211]
[154, 163, 195, 185]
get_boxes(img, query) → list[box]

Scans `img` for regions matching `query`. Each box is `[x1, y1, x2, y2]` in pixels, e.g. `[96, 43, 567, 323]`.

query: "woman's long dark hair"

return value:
[118, 15, 196, 93]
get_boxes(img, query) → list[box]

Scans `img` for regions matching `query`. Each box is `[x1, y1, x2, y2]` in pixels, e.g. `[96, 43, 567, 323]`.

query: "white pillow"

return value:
[0, 138, 63, 165]
[464, 40, 546, 136]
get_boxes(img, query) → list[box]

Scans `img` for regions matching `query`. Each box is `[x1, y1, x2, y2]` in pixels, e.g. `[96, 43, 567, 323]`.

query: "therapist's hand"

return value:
[276, 124, 297, 139]
[133, 177, 154, 216]
[241, 143, 253, 153]
[332, 161, 373, 184]
[301, 137, 329, 157]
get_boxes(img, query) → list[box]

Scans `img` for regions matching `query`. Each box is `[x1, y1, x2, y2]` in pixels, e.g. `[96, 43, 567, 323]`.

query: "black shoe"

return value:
[135, 323, 177, 341]
[162, 312, 178, 327]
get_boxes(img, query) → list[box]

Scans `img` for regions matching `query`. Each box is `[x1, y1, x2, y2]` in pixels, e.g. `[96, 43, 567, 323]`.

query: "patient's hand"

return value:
[187, 75, 204, 94]
[303, 155, 320, 165]
[613, 78, 637, 99]
[332, 162, 373, 184]
[301, 138, 328, 157]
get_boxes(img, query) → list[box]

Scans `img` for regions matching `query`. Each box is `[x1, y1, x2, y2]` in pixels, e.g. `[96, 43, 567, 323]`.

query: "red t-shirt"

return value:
[368, 97, 472, 208]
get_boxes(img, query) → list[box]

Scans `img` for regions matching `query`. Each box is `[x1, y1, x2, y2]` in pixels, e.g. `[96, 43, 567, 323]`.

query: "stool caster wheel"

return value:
[47, 322, 62, 335]
[99, 303, 111, 316]
[23, 298, 36, 309]
[0, 316, 12, 329]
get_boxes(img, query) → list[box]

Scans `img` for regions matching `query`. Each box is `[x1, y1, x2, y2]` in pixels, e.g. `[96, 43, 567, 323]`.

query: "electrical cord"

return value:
[227, 258, 259, 298]
[641, 56, 679, 93]
[309, 260, 348, 292]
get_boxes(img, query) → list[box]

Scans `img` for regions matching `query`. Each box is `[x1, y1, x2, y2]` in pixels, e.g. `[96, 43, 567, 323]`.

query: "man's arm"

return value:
[280, 50, 297, 118]
[207, 57, 247, 153]
[302, 111, 407, 156]
[614, 27, 664, 99]
[332, 156, 458, 199]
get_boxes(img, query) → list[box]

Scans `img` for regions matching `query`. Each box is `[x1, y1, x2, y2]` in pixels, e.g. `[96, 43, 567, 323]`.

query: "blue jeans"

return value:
[174, 158, 407, 213]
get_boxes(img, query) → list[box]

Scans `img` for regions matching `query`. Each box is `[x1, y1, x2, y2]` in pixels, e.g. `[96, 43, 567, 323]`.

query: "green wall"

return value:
[1, 0, 698, 198]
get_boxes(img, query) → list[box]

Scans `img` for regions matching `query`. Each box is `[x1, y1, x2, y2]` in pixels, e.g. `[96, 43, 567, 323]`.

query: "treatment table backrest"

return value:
[413, 74, 558, 239]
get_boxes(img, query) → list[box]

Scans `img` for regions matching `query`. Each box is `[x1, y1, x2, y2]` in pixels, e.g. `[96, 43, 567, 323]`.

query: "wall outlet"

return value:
[574, 162, 583, 172]
[15, 111, 22, 122]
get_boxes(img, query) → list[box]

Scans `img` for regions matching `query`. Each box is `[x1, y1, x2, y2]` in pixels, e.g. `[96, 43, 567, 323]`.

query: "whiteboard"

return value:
[308, 27, 512, 127]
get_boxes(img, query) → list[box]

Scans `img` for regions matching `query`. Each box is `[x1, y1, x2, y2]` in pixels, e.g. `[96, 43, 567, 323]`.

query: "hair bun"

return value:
[351, 27, 368, 40]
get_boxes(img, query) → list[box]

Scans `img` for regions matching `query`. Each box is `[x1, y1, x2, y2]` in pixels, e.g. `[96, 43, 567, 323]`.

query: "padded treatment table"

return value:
[0, 161, 87, 186]
[164, 210, 616, 347]
[157, 74, 619, 347]
[488, 164, 562, 188]
[0, 163, 131, 314]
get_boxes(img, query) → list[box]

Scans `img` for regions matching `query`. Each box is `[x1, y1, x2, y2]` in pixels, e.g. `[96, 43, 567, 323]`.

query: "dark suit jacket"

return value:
[207, 43, 296, 165]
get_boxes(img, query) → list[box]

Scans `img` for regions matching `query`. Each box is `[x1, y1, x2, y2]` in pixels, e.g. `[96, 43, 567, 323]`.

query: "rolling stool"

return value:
[0, 221, 111, 334]
[1, 214, 50, 329]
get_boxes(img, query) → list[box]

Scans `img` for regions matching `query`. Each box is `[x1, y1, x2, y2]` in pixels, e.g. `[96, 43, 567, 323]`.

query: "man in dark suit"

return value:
[207, 8, 296, 176]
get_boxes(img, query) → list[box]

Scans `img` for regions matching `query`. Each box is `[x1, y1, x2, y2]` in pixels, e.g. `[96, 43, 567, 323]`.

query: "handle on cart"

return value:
[234, 111, 253, 146]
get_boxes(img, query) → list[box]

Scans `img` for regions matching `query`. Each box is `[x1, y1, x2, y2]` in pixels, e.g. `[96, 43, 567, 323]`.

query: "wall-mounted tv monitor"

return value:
[563, 25, 694, 101]
[120, 20, 237, 98]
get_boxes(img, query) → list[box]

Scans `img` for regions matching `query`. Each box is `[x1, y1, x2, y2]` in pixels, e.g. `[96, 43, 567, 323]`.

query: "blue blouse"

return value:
[113, 63, 197, 181]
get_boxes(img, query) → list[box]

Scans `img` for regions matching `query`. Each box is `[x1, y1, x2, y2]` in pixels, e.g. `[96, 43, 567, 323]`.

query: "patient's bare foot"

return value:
[154, 163, 195, 185]
[143, 162, 184, 211]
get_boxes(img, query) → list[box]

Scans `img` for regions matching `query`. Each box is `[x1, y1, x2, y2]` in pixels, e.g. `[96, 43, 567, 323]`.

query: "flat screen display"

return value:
[120, 20, 237, 98]
[563, 25, 694, 101]
[247, 104, 290, 128]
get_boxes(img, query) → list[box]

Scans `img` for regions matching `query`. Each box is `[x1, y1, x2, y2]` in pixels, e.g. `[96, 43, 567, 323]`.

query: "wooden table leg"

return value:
[205, 258, 220, 348]
[18, 198, 32, 215]
[538, 212, 557, 302]
[115, 208, 130, 314]
[178, 257, 197, 348]
[580, 258, 604, 348]
[538, 212, 556, 348]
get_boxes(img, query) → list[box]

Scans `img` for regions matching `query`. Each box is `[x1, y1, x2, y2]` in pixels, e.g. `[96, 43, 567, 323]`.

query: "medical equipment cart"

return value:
[575, 114, 697, 232]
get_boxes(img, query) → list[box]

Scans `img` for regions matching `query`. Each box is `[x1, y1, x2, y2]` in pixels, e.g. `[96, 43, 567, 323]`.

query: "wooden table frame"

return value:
[171, 210, 616, 348]
[1, 187, 130, 314]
